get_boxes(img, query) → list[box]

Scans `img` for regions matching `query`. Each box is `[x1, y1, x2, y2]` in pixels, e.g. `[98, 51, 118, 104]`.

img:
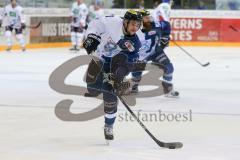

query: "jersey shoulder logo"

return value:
[117, 39, 135, 52]
[148, 31, 156, 36]
[124, 41, 135, 52]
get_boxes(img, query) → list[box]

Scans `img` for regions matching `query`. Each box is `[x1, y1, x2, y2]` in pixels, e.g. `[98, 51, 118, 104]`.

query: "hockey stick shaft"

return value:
[117, 93, 183, 149]
[26, 22, 42, 29]
[172, 40, 210, 67]
[229, 25, 239, 32]
[117, 94, 162, 144]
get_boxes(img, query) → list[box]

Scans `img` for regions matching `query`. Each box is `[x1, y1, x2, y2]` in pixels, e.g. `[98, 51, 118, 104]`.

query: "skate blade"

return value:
[164, 94, 180, 98]
[69, 49, 80, 53]
[105, 140, 113, 146]
[5, 49, 11, 53]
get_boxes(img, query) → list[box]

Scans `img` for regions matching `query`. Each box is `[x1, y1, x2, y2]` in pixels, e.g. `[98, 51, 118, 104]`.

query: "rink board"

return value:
[1, 41, 240, 51]
[0, 9, 240, 50]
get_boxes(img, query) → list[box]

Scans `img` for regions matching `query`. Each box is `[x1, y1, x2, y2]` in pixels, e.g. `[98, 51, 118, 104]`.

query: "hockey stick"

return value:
[88, 52, 183, 149]
[117, 93, 183, 149]
[0, 22, 41, 31]
[172, 40, 210, 67]
[27, 21, 42, 29]
[229, 25, 239, 32]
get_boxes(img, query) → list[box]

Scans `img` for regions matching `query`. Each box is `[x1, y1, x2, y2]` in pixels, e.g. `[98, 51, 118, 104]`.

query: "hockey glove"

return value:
[103, 73, 130, 94]
[160, 36, 170, 49]
[83, 33, 101, 54]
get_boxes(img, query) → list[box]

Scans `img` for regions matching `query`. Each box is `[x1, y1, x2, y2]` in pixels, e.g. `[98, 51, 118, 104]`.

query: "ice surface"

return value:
[0, 47, 240, 160]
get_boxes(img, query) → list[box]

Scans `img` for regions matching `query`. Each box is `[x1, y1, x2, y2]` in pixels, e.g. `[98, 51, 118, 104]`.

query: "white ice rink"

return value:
[0, 46, 240, 160]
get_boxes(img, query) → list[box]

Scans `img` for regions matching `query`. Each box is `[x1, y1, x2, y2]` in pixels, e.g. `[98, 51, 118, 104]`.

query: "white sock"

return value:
[71, 32, 77, 46]
[16, 34, 26, 48]
[76, 32, 84, 47]
[5, 31, 12, 48]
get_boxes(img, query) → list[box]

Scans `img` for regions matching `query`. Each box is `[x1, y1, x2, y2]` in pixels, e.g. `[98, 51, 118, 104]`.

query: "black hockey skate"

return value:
[166, 90, 180, 97]
[22, 47, 26, 52]
[6, 46, 12, 52]
[104, 125, 114, 145]
[69, 45, 79, 52]
[162, 81, 179, 98]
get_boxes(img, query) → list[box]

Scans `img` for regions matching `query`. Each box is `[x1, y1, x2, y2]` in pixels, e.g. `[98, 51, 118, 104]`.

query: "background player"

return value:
[70, 0, 88, 52]
[153, 0, 173, 22]
[130, 9, 179, 97]
[153, 0, 174, 48]
[87, 0, 104, 23]
[0, 0, 26, 52]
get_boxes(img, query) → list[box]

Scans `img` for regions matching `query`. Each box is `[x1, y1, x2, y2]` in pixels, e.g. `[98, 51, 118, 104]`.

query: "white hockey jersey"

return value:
[70, 2, 89, 27]
[137, 30, 158, 61]
[86, 16, 125, 58]
[86, 16, 142, 64]
[153, 2, 171, 22]
[88, 5, 104, 22]
[0, 4, 25, 29]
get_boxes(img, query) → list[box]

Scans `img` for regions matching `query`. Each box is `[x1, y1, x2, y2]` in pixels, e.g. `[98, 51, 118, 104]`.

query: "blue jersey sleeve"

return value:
[151, 20, 171, 37]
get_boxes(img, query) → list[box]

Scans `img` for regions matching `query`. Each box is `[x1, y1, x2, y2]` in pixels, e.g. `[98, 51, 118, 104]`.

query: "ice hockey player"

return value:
[0, 0, 26, 52]
[83, 10, 145, 143]
[153, 0, 173, 22]
[70, 0, 88, 52]
[129, 9, 179, 97]
[87, 0, 104, 23]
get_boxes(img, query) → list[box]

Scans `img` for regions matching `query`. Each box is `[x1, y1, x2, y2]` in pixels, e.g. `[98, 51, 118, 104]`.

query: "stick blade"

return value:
[166, 142, 183, 149]
[202, 62, 210, 67]
[29, 22, 42, 29]
[34, 22, 42, 28]
[157, 140, 183, 149]
[229, 25, 239, 32]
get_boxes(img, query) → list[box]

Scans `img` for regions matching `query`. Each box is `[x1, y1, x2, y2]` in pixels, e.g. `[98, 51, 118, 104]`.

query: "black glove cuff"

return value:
[88, 33, 101, 43]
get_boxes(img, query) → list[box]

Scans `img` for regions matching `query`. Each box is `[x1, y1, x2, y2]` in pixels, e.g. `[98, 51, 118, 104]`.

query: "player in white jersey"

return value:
[153, 0, 173, 22]
[70, 0, 89, 51]
[0, 0, 26, 52]
[87, 0, 104, 23]
[153, 0, 174, 51]
[83, 10, 145, 142]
